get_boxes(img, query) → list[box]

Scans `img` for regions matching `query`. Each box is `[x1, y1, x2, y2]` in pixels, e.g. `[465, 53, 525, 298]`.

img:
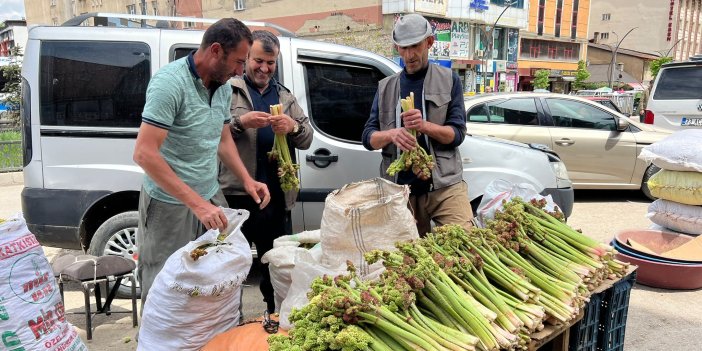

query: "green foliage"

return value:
[649, 56, 673, 78]
[0, 131, 22, 171]
[1, 46, 23, 127]
[572, 60, 591, 90]
[532, 69, 551, 90]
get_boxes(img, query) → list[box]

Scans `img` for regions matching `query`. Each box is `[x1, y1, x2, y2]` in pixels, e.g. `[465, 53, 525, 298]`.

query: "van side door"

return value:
[286, 42, 398, 232]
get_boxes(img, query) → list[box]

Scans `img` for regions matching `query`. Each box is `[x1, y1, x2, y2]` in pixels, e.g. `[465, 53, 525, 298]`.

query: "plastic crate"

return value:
[596, 271, 637, 351]
[568, 291, 604, 351]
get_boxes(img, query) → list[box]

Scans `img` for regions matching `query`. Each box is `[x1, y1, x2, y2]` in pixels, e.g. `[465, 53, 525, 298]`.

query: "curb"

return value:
[0, 171, 23, 186]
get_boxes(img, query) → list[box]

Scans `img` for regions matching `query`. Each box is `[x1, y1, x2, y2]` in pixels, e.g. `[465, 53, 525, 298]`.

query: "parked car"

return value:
[21, 13, 573, 297]
[643, 55, 702, 130]
[464, 93, 672, 199]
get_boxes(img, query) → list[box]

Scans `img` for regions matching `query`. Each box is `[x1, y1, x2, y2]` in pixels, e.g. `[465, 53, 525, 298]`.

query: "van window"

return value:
[303, 62, 383, 143]
[653, 66, 702, 100]
[40, 41, 151, 128]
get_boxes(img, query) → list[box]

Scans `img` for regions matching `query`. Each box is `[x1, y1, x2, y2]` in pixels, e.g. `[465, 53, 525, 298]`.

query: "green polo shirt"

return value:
[141, 54, 232, 204]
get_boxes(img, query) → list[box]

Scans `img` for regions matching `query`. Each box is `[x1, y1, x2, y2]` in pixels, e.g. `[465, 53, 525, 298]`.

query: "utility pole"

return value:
[481, 1, 513, 93]
[609, 27, 637, 89]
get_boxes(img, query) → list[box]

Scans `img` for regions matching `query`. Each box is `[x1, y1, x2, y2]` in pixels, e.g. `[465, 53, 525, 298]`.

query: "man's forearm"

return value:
[421, 122, 457, 145]
[368, 130, 394, 150]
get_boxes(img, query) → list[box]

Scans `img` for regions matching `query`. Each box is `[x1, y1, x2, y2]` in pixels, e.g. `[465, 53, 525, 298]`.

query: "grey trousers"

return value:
[136, 188, 227, 308]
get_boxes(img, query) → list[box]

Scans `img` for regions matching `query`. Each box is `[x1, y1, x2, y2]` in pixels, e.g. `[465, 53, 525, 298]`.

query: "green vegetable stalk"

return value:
[267, 104, 300, 192]
[386, 92, 435, 181]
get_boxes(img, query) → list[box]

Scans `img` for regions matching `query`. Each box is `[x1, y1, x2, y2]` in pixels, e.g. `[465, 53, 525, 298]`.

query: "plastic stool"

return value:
[52, 254, 138, 340]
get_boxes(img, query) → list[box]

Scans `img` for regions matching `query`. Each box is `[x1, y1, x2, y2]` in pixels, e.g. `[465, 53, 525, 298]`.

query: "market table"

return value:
[528, 265, 637, 351]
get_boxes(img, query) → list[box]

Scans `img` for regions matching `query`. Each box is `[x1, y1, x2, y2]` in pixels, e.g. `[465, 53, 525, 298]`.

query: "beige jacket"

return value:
[218, 78, 313, 210]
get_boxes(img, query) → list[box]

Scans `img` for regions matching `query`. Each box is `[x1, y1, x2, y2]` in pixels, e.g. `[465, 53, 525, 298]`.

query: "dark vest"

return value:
[377, 64, 463, 191]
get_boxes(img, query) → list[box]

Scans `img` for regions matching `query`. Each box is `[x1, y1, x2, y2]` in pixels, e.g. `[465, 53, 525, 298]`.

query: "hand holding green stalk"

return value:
[267, 104, 300, 192]
[387, 92, 435, 180]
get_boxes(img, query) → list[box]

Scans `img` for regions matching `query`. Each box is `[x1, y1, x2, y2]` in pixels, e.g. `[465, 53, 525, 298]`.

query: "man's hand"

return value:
[241, 111, 272, 129]
[244, 179, 271, 209]
[389, 127, 417, 152]
[269, 114, 296, 134]
[402, 109, 426, 133]
[193, 200, 228, 231]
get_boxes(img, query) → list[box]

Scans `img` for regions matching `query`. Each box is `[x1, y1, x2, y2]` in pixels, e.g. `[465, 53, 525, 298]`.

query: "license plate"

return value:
[681, 117, 702, 126]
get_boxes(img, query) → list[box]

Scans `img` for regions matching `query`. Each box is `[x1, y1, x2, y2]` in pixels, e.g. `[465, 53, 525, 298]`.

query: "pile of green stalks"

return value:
[269, 197, 629, 351]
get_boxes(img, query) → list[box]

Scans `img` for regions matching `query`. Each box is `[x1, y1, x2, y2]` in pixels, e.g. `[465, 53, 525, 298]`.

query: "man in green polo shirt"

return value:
[133, 18, 270, 305]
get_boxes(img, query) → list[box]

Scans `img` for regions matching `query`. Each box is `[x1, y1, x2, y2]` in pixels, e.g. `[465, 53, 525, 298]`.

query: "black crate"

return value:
[596, 271, 637, 351]
[568, 291, 604, 351]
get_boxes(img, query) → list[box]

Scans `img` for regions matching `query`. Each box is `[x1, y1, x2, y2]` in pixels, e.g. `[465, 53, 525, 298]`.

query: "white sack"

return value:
[137, 208, 253, 351]
[278, 251, 343, 330]
[0, 214, 88, 351]
[477, 179, 558, 225]
[262, 230, 321, 312]
[638, 129, 702, 172]
[647, 199, 702, 236]
[319, 178, 419, 276]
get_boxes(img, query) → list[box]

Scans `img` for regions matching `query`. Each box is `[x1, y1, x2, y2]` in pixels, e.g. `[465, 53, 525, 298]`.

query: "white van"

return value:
[20, 13, 573, 296]
[644, 56, 702, 130]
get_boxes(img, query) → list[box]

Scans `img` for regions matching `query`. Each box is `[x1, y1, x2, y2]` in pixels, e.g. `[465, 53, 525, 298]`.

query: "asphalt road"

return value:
[2, 182, 699, 350]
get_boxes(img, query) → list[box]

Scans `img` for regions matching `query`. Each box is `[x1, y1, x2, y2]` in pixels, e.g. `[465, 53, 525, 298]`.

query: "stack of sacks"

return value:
[639, 130, 702, 236]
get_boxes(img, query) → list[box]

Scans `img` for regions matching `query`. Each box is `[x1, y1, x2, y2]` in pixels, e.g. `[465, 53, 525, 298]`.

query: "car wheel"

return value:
[87, 211, 140, 299]
[641, 165, 661, 201]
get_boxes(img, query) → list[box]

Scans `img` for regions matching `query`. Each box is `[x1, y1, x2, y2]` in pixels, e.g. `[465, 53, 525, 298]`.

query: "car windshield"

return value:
[653, 66, 702, 100]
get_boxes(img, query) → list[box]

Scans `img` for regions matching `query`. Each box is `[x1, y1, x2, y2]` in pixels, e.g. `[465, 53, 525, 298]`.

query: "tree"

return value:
[649, 56, 673, 78]
[0, 46, 22, 126]
[572, 60, 590, 91]
[532, 69, 550, 90]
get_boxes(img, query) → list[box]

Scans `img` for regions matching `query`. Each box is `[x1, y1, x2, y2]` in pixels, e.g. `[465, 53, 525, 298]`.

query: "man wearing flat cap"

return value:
[362, 14, 473, 236]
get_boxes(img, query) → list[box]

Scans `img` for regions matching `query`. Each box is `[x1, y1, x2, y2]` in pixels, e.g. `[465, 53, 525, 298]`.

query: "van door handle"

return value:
[306, 148, 338, 168]
[555, 138, 575, 146]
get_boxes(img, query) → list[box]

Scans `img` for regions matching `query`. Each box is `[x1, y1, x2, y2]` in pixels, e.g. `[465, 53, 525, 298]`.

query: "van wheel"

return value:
[641, 165, 661, 201]
[87, 211, 140, 299]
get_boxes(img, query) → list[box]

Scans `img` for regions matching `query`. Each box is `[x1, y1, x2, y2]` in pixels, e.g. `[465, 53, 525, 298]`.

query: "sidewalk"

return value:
[0, 170, 23, 186]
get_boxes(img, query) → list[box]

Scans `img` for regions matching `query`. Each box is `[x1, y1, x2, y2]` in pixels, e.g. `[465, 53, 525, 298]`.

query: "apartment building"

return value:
[589, 0, 701, 61]
[0, 20, 28, 57]
[517, 0, 591, 93]
[24, 0, 172, 26]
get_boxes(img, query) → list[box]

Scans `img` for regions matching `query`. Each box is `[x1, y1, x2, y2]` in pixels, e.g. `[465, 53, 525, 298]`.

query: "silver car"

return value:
[464, 93, 672, 199]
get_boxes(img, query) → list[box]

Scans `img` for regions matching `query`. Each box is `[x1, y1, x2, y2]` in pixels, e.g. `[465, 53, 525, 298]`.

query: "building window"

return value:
[152, 1, 158, 15]
[520, 38, 580, 62]
[571, 0, 579, 39]
[600, 32, 609, 40]
[127, 4, 136, 15]
[538, 0, 545, 36]
[555, 0, 563, 37]
[602, 13, 611, 21]
[235, 0, 246, 11]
